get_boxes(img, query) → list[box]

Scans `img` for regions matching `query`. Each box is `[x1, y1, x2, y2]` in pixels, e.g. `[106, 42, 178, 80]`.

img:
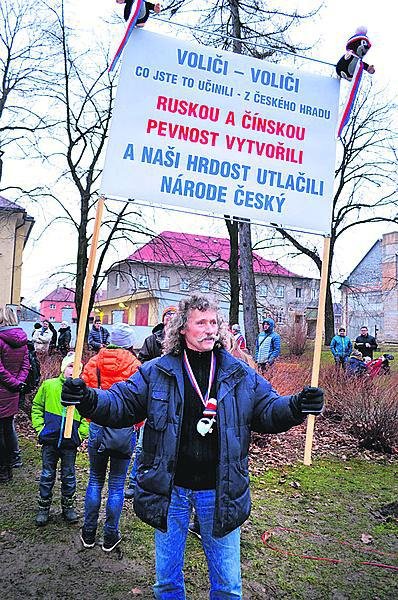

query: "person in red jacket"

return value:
[0, 305, 29, 484]
[80, 323, 141, 552]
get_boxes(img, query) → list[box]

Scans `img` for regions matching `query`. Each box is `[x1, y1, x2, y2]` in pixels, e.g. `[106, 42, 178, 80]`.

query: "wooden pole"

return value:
[64, 196, 105, 438]
[303, 235, 331, 466]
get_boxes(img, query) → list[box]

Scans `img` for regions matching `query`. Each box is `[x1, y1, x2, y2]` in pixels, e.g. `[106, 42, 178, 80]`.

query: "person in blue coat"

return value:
[62, 294, 323, 599]
[330, 327, 352, 370]
[255, 317, 281, 374]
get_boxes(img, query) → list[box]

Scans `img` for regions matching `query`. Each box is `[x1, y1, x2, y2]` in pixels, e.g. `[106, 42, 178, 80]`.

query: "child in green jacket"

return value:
[32, 352, 89, 526]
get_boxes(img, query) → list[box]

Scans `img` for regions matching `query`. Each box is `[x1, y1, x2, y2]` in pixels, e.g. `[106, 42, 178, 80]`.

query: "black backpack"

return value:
[24, 340, 41, 393]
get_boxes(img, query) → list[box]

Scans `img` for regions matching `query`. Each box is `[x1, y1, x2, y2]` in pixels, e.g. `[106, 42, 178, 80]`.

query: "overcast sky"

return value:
[7, 0, 397, 305]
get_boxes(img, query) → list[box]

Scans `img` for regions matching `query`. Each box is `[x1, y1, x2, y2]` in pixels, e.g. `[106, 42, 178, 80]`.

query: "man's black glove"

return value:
[61, 377, 98, 416]
[290, 386, 324, 417]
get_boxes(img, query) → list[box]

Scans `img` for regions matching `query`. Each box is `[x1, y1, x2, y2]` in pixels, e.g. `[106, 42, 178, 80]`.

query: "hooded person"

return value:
[138, 306, 177, 363]
[255, 317, 281, 373]
[79, 323, 141, 552]
[57, 321, 72, 357]
[0, 305, 29, 483]
[31, 352, 88, 526]
[346, 349, 368, 377]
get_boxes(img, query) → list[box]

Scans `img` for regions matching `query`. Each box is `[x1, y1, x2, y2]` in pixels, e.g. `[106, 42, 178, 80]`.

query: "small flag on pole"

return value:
[337, 60, 364, 138]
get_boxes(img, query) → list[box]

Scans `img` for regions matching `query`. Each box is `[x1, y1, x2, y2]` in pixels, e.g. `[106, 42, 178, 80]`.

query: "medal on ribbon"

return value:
[183, 351, 217, 436]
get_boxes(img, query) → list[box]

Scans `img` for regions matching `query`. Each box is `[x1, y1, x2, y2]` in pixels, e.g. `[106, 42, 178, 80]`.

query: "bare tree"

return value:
[0, 0, 55, 185]
[28, 1, 153, 324]
[272, 83, 398, 343]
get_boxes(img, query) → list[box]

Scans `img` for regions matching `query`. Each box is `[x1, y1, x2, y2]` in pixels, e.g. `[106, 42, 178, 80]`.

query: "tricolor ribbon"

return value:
[183, 350, 217, 416]
[109, 0, 144, 73]
[337, 60, 364, 138]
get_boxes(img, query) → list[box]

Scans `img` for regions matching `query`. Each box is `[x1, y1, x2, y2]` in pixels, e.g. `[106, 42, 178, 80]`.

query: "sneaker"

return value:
[124, 486, 135, 499]
[102, 531, 122, 552]
[188, 521, 201, 540]
[80, 527, 96, 549]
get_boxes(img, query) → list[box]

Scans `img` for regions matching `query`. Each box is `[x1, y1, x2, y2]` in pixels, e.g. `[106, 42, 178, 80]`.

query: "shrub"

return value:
[322, 368, 398, 454]
[284, 321, 308, 357]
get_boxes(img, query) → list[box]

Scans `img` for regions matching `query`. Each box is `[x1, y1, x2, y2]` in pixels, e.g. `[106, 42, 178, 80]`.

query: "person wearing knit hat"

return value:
[346, 348, 368, 377]
[162, 306, 177, 323]
[79, 324, 141, 552]
[110, 324, 135, 350]
[138, 306, 177, 363]
[31, 352, 88, 527]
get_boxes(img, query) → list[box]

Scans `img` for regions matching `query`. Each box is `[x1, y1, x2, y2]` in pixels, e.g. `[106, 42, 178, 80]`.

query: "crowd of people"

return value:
[0, 297, 392, 598]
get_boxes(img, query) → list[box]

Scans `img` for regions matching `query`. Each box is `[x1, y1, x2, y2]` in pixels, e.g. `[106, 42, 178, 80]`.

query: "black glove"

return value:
[61, 377, 98, 416]
[290, 386, 324, 416]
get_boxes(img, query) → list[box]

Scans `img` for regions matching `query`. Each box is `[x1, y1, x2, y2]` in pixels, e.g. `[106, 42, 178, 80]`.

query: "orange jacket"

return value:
[82, 347, 141, 391]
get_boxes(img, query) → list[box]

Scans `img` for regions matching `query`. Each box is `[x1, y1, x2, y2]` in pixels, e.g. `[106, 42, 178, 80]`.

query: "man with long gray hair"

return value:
[61, 294, 323, 599]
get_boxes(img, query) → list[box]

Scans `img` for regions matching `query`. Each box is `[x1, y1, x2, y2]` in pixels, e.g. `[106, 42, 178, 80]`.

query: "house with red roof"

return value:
[40, 287, 107, 323]
[98, 231, 320, 335]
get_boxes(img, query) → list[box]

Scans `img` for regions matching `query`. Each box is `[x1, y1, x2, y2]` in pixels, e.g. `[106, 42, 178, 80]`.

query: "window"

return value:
[180, 278, 190, 291]
[49, 304, 56, 309]
[295, 287, 302, 299]
[115, 273, 121, 290]
[275, 286, 285, 299]
[218, 280, 229, 294]
[159, 276, 170, 290]
[200, 280, 210, 292]
[258, 284, 268, 297]
[138, 274, 149, 288]
[311, 288, 317, 300]
[276, 309, 285, 324]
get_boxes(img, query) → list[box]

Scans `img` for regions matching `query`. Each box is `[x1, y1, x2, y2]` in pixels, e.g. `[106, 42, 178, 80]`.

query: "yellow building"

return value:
[0, 196, 34, 306]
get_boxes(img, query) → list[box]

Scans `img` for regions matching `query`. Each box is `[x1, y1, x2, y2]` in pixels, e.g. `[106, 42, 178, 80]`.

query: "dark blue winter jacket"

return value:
[84, 348, 305, 537]
[88, 325, 110, 351]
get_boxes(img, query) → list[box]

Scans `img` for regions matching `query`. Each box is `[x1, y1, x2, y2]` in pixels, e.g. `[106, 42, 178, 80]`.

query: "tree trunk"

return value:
[225, 216, 239, 325]
[239, 221, 259, 354]
[324, 242, 335, 345]
[74, 197, 89, 324]
[228, 0, 259, 351]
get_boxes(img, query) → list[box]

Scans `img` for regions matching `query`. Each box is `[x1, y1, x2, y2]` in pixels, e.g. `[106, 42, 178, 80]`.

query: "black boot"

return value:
[0, 465, 11, 484]
[36, 496, 51, 526]
[10, 450, 23, 468]
[61, 495, 79, 524]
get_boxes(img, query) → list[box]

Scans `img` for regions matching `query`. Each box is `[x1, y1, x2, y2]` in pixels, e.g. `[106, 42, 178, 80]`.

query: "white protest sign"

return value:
[101, 31, 340, 234]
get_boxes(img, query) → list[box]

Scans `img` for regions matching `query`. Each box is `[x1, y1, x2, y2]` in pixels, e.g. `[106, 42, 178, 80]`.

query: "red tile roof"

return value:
[40, 287, 107, 302]
[128, 231, 297, 277]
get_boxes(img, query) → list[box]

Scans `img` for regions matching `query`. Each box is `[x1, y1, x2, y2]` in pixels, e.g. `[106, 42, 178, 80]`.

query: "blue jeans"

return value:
[154, 486, 242, 599]
[39, 444, 77, 499]
[128, 424, 144, 488]
[84, 446, 130, 536]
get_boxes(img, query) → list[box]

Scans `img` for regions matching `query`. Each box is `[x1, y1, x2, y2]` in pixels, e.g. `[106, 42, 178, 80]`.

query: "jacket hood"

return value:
[96, 347, 138, 379]
[152, 322, 165, 335]
[0, 326, 28, 349]
[59, 325, 71, 331]
[262, 318, 275, 333]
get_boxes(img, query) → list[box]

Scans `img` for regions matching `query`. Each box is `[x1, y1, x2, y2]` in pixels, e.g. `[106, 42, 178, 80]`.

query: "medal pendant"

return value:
[197, 416, 215, 437]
